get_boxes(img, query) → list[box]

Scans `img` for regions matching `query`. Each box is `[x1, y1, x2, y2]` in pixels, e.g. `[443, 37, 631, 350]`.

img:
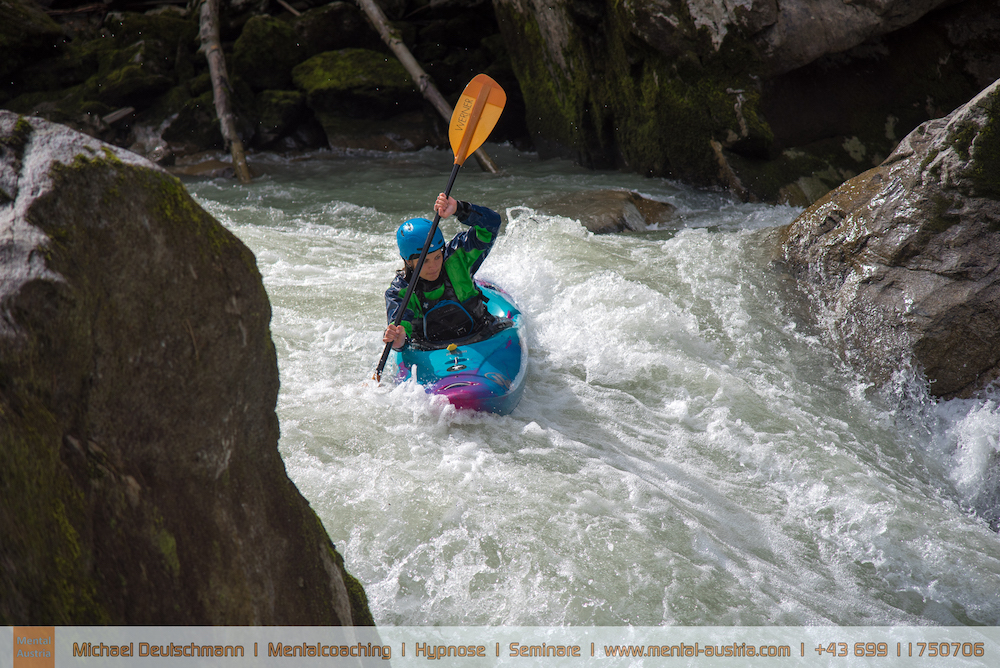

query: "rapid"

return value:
[183, 144, 1000, 627]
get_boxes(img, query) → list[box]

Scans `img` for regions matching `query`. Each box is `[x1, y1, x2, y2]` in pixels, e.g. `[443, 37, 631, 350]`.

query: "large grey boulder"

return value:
[781, 78, 1000, 399]
[0, 111, 372, 624]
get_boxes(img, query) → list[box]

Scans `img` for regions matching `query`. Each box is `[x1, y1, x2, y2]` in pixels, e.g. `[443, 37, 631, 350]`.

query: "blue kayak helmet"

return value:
[397, 217, 445, 261]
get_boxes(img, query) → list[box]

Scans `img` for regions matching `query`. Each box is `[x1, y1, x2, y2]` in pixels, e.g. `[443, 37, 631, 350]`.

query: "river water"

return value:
[183, 145, 1000, 628]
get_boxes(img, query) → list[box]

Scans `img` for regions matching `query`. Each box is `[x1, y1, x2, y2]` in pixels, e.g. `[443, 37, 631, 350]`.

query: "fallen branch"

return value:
[274, 0, 301, 16]
[198, 0, 252, 183]
[355, 0, 500, 174]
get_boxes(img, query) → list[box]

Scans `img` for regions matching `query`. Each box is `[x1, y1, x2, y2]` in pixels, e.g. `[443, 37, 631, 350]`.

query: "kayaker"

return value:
[383, 192, 502, 350]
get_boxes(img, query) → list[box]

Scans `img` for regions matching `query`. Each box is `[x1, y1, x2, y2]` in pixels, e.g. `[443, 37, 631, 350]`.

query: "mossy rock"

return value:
[81, 63, 173, 108]
[964, 85, 1000, 199]
[233, 15, 307, 91]
[292, 48, 421, 119]
[0, 111, 376, 624]
[256, 90, 307, 145]
[160, 76, 256, 155]
[102, 11, 200, 79]
[161, 91, 225, 151]
[13, 13, 199, 120]
[782, 78, 1000, 399]
[15, 38, 100, 94]
[0, 0, 66, 81]
[292, 2, 382, 56]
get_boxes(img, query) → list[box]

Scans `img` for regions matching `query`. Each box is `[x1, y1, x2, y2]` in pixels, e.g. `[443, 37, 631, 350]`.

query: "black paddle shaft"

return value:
[374, 162, 462, 380]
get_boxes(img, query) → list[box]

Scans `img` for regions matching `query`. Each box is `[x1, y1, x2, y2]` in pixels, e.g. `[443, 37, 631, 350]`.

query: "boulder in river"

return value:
[0, 110, 373, 624]
[780, 78, 1000, 399]
[538, 189, 677, 234]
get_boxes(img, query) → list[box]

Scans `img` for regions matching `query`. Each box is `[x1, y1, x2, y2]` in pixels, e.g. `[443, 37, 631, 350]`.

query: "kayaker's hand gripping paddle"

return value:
[374, 74, 507, 382]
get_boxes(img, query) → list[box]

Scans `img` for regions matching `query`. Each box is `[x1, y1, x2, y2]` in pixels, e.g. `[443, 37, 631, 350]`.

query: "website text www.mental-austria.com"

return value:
[600, 642, 789, 658]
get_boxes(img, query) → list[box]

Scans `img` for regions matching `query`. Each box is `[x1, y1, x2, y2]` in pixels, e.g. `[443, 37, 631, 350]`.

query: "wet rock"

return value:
[539, 189, 677, 234]
[0, 111, 373, 624]
[781, 78, 1000, 399]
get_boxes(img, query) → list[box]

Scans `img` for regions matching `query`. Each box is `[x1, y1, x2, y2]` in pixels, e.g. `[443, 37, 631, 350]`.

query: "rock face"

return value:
[0, 111, 373, 624]
[493, 0, 1000, 203]
[781, 78, 1000, 399]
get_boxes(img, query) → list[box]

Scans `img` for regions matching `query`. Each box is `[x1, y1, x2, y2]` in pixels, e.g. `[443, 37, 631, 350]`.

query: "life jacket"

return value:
[409, 263, 490, 343]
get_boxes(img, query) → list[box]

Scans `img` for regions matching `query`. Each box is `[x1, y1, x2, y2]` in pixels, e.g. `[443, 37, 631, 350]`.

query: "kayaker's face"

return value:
[412, 249, 443, 281]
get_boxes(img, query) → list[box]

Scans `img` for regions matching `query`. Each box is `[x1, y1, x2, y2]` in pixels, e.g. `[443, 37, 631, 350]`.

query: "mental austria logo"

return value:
[13, 627, 54, 668]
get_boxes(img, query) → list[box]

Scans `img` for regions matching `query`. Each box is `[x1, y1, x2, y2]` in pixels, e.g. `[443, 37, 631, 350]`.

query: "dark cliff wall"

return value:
[493, 0, 1000, 204]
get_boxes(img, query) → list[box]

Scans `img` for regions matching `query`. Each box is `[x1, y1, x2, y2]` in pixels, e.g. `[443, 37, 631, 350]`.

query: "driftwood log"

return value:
[198, 0, 252, 183]
[355, 0, 501, 174]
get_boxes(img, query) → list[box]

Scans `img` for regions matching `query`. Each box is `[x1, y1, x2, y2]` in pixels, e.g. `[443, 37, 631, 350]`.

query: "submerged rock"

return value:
[538, 189, 677, 234]
[781, 78, 1000, 399]
[0, 111, 373, 624]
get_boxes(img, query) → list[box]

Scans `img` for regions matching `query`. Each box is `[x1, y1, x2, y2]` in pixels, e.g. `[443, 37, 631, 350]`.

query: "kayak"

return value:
[395, 280, 527, 415]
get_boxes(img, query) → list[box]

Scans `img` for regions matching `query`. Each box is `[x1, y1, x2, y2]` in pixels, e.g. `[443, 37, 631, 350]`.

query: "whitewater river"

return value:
[183, 145, 1000, 628]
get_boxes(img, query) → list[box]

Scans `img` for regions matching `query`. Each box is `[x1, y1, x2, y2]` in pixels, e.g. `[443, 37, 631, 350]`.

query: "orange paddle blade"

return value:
[449, 74, 507, 165]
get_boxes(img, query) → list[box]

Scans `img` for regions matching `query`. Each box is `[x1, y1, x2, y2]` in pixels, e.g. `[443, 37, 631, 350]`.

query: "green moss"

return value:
[967, 89, 1000, 200]
[161, 91, 224, 149]
[292, 48, 420, 118]
[103, 11, 199, 71]
[48, 150, 252, 271]
[0, 115, 32, 157]
[155, 524, 181, 578]
[257, 90, 306, 137]
[0, 398, 109, 623]
[233, 16, 305, 91]
[919, 146, 941, 175]
[0, 0, 64, 79]
[951, 122, 977, 160]
[927, 194, 960, 233]
[495, 0, 771, 182]
[335, 546, 375, 626]
[492, 3, 604, 161]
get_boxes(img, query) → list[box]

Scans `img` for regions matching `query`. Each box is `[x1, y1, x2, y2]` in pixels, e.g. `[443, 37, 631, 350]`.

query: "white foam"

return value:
[185, 156, 1000, 627]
